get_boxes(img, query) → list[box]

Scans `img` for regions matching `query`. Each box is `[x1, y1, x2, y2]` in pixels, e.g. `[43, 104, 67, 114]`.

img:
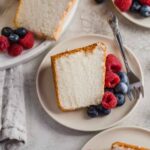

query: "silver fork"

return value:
[107, 13, 144, 100]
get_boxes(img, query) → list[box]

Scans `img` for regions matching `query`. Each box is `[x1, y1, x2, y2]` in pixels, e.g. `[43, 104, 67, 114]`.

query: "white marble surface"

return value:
[21, 0, 150, 150]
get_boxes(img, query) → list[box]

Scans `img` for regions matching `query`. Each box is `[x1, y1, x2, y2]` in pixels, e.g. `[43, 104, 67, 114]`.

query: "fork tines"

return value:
[129, 82, 144, 101]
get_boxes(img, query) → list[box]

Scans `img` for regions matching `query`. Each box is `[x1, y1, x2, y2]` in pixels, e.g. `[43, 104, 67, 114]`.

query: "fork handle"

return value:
[115, 32, 131, 73]
[108, 15, 131, 73]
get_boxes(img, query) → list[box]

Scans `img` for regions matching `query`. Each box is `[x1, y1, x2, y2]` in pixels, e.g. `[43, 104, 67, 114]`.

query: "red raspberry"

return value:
[19, 32, 34, 49]
[114, 0, 132, 12]
[139, 0, 150, 5]
[105, 71, 120, 88]
[0, 36, 10, 52]
[106, 54, 122, 73]
[101, 92, 117, 109]
[8, 44, 23, 57]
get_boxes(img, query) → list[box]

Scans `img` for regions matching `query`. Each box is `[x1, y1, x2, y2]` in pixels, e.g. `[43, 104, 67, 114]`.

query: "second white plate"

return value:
[36, 34, 143, 131]
[0, 0, 79, 69]
[82, 126, 150, 150]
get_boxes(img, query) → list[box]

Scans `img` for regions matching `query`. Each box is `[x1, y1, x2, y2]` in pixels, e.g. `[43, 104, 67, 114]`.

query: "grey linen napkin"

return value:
[0, 66, 26, 150]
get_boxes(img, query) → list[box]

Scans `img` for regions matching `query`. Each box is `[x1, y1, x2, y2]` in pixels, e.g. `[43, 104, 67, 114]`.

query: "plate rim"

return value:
[111, 0, 150, 29]
[81, 126, 150, 150]
[0, 41, 51, 70]
[36, 34, 144, 132]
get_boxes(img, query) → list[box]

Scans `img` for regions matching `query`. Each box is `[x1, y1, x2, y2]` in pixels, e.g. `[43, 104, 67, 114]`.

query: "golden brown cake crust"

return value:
[52, 0, 77, 40]
[14, 0, 77, 40]
[51, 42, 107, 111]
[112, 142, 150, 150]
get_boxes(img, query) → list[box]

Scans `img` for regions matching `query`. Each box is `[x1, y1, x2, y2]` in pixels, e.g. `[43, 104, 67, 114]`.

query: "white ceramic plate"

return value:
[112, 0, 150, 28]
[82, 126, 150, 150]
[36, 34, 143, 131]
[0, 0, 79, 70]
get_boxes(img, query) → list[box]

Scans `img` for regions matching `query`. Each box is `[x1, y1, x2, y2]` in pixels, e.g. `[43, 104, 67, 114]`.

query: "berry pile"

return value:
[87, 54, 129, 118]
[0, 27, 35, 57]
[115, 0, 150, 17]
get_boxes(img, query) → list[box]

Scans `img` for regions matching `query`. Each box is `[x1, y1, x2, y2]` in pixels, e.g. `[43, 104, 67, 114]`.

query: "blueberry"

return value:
[14, 27, 27, 38]
[87, 105, 98, 118]
[117, 72, 129, 84]
[105, 88, 114, 93]
[115, 82, 128, 94]
[130, 1, 141, 12]
[95, 0, 105, 4]
[1, 27, 13, 37]
[96, 105, 111, 115]
[115, 94, 126, 106]
[9, 33, 19, 43]
[140, 6, 150, 17]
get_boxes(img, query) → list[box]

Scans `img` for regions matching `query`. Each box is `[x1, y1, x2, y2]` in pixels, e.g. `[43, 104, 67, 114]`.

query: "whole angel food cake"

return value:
[51, 42, 107, 111]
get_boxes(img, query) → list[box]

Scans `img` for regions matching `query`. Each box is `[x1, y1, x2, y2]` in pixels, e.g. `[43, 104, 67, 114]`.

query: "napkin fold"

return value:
[0, 66, 26, 150]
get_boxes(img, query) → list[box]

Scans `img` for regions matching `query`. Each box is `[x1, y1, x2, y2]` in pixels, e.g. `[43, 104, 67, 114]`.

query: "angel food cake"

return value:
[15, 0, 77, 40]
[112, 142, 150, 150]
[51, 42, 107, 111]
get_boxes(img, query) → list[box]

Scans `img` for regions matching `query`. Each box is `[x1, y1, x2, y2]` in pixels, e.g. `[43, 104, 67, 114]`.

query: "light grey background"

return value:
[22, 0, 150, 149]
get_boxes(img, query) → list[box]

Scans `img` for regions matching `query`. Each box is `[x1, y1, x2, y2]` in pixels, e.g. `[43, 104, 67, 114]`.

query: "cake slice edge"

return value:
[112, 142, 150, 150]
